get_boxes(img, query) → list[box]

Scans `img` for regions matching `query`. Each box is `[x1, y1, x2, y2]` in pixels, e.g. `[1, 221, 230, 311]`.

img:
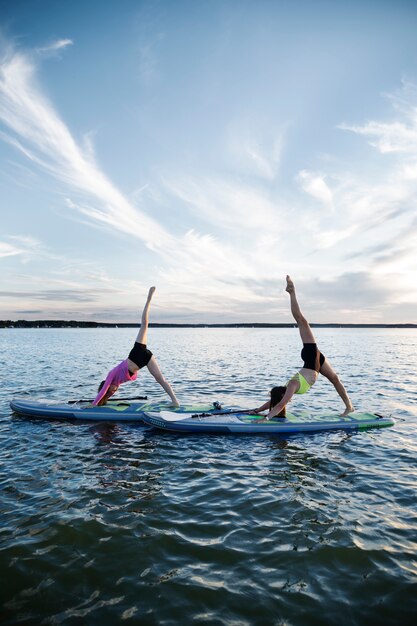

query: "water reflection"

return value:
[89, 422, 125, 445]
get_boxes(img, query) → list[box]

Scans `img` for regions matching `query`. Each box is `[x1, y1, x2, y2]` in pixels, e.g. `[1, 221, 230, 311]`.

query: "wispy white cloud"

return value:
[226, 119, 286, 180]
[36, 39, 73, 57]
[313, 225, 358, 250]
[0, 235, 40, 260]
[162, 175, 286, 235]
[294, 83, 417, 265]
[0, 241, 23, 258]
[9, 234, 40, 247]
[339, 119, 417, 154]
[339, 82, 417, 154]
[297, 169, 334, 210]
[0, 49, 171, 248]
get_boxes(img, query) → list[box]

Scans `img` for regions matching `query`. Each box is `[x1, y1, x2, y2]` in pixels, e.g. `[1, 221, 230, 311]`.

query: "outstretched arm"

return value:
[264, 380, 299, 419]
[95, 384, 118, 406]
[253, 400, 270, 413]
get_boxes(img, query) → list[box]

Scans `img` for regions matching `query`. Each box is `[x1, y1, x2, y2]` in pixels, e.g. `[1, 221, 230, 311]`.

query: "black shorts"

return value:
[128, 342, 153, 369]
[301, 343, 325, 372]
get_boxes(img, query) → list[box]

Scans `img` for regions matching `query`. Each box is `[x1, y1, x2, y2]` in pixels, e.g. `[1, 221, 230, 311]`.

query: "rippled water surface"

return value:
[1, 328, 416, 625]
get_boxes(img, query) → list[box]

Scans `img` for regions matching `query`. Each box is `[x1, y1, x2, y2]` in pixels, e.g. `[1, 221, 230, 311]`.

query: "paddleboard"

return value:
[9, 398, 225, 422]
[143, 410, 395, 434]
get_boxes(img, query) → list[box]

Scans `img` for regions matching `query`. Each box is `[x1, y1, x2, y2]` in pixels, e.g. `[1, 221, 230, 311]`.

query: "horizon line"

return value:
[1, 320, 416, 329]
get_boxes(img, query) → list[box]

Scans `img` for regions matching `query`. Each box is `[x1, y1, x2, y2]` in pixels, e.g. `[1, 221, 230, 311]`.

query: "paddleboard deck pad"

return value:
[143, 410, 395, 434]
[9, 398, 225, 422]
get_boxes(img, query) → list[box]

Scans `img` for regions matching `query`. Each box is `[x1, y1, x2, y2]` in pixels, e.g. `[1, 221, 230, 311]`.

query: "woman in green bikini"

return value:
[254, 276, 354, 420]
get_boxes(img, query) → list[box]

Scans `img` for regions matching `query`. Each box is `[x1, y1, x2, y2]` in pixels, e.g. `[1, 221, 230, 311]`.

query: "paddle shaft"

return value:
[68, 395, 148, 404]
[191, 408, 257, 418]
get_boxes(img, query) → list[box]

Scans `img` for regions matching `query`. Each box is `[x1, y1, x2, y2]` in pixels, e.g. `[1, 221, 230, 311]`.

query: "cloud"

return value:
[297, 169, 334, 209]
[313, 225, 358, 249]
[9, 234, 40, 247]
[36, 39, 74, 57]
[0, 242, 23, 258]
[339, 82, 417, 155]
[0, 289, 104, 302]
[0, 236, 40, 260]
[162, 175, 286, 235]
[294, 84, 417, 263]
[345, 215, 417, 271]
[340, 119, 417, 154]
[0, 252, 157, 320]
[345, 241, 390, 261]
[286, 272, 403, 323]
[0, 48, 171, 248]
[226, 120, 286, 180]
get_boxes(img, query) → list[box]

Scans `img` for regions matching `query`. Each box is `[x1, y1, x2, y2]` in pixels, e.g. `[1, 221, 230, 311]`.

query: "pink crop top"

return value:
[93, 359, 137, 406]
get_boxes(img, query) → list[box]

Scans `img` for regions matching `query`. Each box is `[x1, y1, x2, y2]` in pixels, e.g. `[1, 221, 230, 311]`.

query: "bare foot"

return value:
[341, 405, 354, 416]
[285, 275, 295, 294]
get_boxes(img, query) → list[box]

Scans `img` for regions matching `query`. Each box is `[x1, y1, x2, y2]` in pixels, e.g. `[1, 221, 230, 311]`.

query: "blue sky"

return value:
[0, 0, 416, 323]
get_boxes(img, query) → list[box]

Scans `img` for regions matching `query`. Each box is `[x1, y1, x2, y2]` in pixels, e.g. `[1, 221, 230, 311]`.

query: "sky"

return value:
[0, 0, 416, 324]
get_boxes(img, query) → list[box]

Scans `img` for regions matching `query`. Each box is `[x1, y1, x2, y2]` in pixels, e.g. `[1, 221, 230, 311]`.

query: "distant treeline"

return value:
[1, 320, 416, 329]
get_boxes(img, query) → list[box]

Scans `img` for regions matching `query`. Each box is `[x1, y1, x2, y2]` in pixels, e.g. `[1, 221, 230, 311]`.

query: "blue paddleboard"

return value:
[9, 398, 225, 422]
[143, 410, 395, 434]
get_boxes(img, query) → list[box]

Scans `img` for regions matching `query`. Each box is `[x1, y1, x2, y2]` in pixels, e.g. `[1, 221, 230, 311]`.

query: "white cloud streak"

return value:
[226, 120, 286, 180]
[339, 83, 417, 155]
[163, 175, 285, 234]
[0, 235, 40, 260]
[0, 50, 173, 247]
[339, 119, 417, 154]
[36, 39, 74, 56]
[0, 242, 23, 258]
[293, 85, 417, 263]
[297, 170, 334, 210]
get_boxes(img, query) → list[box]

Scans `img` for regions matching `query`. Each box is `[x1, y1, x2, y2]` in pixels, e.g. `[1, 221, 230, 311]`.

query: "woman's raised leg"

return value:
[135, 286, 156, 345]
[286, 275, 316, 344]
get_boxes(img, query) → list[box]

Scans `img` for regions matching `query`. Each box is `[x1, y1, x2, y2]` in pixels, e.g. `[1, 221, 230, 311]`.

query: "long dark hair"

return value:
[269, 386, 286, 417]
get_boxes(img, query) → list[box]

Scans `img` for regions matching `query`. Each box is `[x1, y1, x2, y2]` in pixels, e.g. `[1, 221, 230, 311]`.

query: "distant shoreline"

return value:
[1, 320, 416, 329]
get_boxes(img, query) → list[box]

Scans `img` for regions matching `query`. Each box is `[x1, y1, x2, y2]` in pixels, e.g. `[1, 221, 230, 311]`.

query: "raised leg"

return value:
[319, 359, 354, 415]
[135, 286, 156, 345]
[146, 356, 179, 406]
[286, 275, 316, 344]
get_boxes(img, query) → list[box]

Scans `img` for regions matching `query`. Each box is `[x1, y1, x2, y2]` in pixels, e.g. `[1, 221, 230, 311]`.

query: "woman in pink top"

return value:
[93, 287, 179, 407]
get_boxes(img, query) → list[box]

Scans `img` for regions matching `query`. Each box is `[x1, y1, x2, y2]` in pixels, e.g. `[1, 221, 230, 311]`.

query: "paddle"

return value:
[191, 408, 258, 418]
[68, 395, 148, 404]
[190, 409, 287, 421]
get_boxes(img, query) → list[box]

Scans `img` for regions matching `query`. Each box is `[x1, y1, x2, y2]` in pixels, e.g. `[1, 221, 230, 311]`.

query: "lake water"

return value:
[1, 328, 416, 625]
